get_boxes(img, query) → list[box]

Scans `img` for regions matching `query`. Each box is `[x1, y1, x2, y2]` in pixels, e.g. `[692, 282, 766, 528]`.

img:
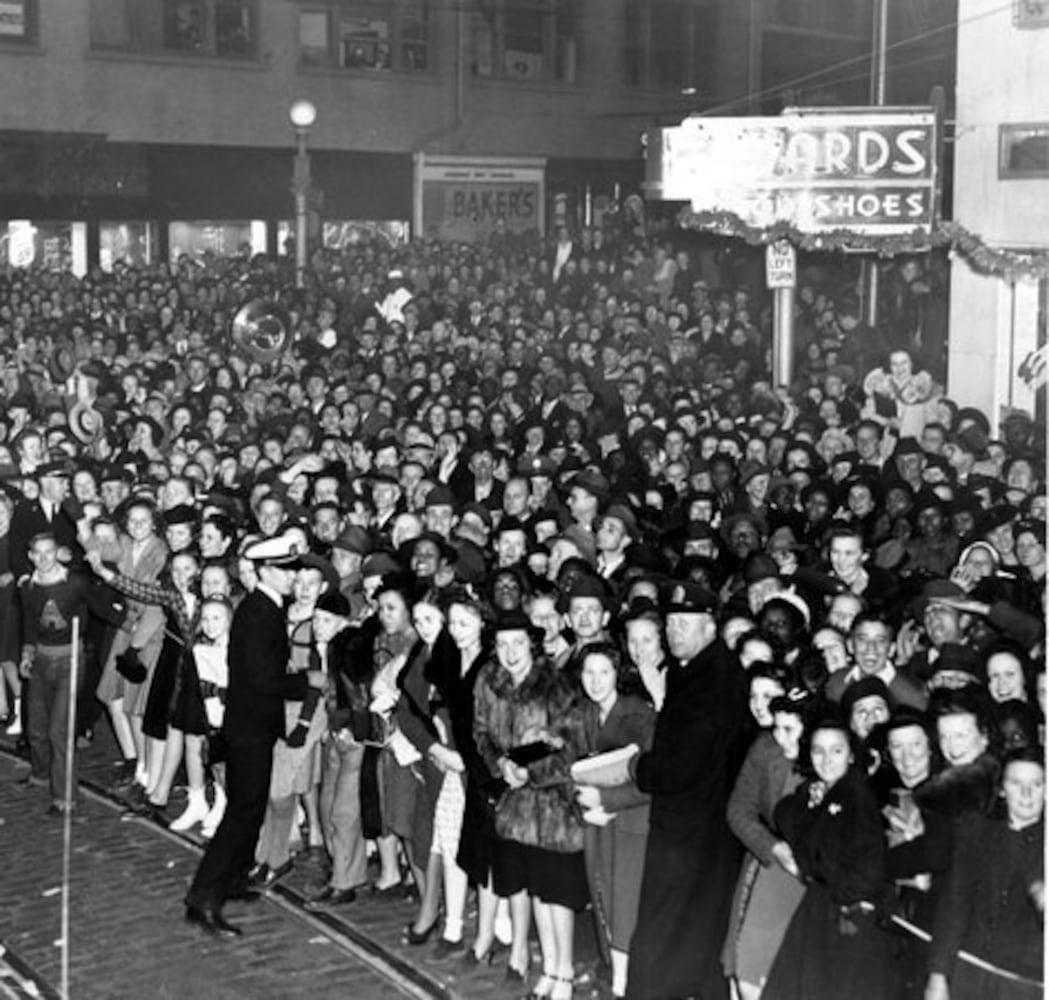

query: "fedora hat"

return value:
[68, 400, 105, 446]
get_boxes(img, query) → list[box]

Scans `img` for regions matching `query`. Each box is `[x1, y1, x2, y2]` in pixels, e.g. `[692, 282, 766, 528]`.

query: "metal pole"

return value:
[774, 285, 796, 388]
[863, 0, 889, 328]
[61, 616, 80, 1000]
[293, 129, 310, 288]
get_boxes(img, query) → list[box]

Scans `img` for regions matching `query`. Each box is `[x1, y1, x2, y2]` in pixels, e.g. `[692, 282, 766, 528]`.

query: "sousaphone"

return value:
[231, 299, 290, 364]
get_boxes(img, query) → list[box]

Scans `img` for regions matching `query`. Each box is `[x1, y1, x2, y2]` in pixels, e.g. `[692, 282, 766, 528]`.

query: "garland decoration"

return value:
[676, 207, 1049, 283]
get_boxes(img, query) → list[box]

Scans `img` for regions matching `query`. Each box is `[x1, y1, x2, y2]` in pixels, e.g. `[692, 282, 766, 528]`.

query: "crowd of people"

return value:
[0, 221, 1043, 1000]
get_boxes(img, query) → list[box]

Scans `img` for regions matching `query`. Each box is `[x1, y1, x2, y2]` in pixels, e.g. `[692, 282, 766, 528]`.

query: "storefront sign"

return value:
[415, 154, 546, 243]
[646, 109, 938, 234]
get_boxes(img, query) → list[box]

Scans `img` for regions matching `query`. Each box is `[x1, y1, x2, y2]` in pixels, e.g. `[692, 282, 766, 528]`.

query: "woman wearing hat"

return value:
[473, 609, 588, 999]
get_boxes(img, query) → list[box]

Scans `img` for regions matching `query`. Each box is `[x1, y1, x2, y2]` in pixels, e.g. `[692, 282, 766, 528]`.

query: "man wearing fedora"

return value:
[184, 533, 326, 938]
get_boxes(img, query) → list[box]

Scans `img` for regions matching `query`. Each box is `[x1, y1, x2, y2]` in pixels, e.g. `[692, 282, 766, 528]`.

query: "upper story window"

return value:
[299, 1, 430, 73]
[89, 0, 257, 59]
[0, 0, 39, 45]
[469, 0, 579, 83]
[770, 0, 871, 35]
[624, 1, 717, 93]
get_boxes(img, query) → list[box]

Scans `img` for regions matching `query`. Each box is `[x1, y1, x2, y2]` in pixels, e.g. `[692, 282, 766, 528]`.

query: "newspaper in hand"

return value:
[570, 744, 639, 788]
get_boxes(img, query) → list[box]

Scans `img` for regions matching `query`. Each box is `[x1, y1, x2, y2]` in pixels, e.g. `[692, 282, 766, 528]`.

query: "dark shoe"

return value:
[225, 889, 262, 904]
[370, 881, 404, 899]
[506, 962, 528, 985]
[112, 760, 138, 789]
[16, 772, 46, 788]
[46, 804, 75, 818]
[462, 939, 509, 969]
[430, 936, 467, 961]
[262, 859, 294, 887]
[142, 801, 169, 824]
[185, 904, 242, 939]
[247, 863, 270, 888]
[306, 886, 356, 910]
[405, 916, 440, 946]
[326, 888, 357, 906]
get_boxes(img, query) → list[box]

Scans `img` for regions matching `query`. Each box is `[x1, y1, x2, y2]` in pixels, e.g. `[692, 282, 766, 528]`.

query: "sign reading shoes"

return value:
[645, 108, 939, 235]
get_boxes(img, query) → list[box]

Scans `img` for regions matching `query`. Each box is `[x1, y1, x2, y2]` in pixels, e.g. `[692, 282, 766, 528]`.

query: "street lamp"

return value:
[289, 99, 317, 288]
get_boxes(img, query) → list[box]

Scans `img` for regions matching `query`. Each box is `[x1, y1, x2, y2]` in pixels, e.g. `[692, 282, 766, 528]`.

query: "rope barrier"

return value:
[889, 913, 1045, 990]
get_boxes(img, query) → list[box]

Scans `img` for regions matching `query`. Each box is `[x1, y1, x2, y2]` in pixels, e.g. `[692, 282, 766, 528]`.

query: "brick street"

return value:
[0, 729, 599, 1000]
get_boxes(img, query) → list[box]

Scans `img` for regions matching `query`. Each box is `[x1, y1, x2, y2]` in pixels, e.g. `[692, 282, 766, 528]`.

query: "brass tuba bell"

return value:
[231, 299, 290, 364]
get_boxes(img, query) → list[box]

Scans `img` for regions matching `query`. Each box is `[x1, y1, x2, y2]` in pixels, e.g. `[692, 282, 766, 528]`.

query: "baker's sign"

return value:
[645, 108, 938, 235]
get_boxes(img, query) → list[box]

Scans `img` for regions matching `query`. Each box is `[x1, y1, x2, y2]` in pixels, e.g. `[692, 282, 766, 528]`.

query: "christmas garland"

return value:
[676, 207, 1049, 283]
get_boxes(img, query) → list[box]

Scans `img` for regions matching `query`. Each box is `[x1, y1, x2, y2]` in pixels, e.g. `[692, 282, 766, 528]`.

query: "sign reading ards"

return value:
[646, 109, 939, 235]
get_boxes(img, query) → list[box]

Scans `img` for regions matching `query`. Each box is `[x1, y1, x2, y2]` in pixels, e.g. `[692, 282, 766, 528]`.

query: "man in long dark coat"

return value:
[627, 582, 749, 1000]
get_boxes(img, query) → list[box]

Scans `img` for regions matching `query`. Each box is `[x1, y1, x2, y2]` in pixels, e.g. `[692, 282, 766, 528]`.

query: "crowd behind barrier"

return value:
[0, 222, 1043, 1000]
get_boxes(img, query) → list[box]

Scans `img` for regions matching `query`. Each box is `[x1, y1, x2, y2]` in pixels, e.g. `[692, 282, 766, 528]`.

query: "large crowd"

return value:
[0, 221, 1043, 1000]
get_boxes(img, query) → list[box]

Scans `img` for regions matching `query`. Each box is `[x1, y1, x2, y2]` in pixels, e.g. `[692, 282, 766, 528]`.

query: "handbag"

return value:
[115, 647, 147, 683]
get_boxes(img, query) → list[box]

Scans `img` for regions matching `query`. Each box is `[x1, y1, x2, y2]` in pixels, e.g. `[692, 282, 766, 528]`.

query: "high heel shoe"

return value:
[405, 916, 440, 946]
[458, 938, 508, 972]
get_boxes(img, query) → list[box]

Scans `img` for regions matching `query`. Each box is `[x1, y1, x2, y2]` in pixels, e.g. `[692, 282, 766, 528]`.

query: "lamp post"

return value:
[289, 99, 317, 288]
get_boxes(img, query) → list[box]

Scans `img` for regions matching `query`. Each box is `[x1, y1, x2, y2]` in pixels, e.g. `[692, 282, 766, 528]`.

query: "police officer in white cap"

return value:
[184, 533, 326, 937]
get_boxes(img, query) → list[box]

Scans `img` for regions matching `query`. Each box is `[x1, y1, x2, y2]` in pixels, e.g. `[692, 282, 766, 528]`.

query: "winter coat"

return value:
[928, 815, 1043, 999]
[473, 655, 586, 854]
[627, 638, 750, 1000]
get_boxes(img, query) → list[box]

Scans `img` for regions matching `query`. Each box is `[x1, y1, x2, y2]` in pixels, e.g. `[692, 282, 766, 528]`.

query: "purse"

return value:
[115, 647, 147, 683]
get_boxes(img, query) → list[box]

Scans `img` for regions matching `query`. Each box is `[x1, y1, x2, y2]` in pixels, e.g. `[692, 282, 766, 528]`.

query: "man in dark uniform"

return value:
[184, 534, 325, 937]
[9, 460, 81, 579]
[627, 582, 749, 1000]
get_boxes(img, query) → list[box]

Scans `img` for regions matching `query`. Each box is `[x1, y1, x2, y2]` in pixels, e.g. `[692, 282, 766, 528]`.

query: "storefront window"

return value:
[169, 220, 255, 264]
[100, 221, 158, 269]
[1, 221, 74, 271]
[276, 219, 410, 253]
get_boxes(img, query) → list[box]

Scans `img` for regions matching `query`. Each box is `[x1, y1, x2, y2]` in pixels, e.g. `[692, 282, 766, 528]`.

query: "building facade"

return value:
[0, 0, 956, 270]
[947, 0, 1048, 428]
